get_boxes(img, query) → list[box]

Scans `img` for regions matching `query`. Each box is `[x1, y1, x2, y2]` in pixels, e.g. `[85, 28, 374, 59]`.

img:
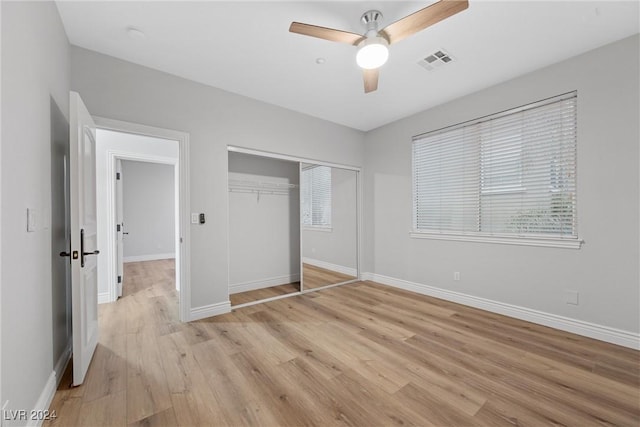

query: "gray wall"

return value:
[363, 35, 640, 334]
[1, 0, 71, 420]
[302, 167, 357, 272]
[71, 47, 365, 309]
[228, 153, 300, 291]
[121, 160, 175, 261]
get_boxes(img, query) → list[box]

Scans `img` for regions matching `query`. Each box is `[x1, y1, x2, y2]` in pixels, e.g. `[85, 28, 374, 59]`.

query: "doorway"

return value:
[94, 118, 190, 321]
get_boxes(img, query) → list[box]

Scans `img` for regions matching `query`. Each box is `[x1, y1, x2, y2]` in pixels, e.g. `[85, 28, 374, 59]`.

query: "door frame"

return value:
[95, 117, 191, 322]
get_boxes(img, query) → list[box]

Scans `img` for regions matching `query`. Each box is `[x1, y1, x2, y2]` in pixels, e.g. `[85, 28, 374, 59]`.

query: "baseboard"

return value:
[53, 341, 72, 387]
[123, 253, 175, 263]
[361, 272, 640, 350]
[303, 258, 357, 277]
[27, 372, 56, 427]
[27, 341, 72, 426]
[190, 301, 231, 321]
[98, 291, 111, 305]
[229, 274, 300, 295]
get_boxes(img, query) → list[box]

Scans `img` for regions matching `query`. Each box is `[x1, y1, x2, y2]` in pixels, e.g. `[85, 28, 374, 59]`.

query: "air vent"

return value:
[418, 49, 454, 71]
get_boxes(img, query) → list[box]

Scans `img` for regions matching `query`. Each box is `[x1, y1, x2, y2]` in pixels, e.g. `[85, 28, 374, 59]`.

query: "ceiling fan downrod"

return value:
[360, 10, 383, 38]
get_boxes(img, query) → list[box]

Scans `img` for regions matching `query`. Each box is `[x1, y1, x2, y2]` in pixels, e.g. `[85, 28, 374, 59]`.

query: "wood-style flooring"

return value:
[230, 282, 301, 306]
[46, 259, 640, 426]
[301, 263, 356, 290]
[230, 264, 356, 306]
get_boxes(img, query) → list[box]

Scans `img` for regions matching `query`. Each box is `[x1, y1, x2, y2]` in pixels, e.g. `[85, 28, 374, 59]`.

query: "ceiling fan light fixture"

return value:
[356, 36, 389, 70]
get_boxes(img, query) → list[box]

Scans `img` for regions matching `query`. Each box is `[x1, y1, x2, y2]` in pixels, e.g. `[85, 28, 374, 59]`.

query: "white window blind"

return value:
[412, 92, 578, 243]
[301, 165, 331, 227]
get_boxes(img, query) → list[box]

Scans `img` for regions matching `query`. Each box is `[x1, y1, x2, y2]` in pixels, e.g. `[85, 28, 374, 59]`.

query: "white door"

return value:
[70, 91, 99, 386]
[116, 159, 124, 297]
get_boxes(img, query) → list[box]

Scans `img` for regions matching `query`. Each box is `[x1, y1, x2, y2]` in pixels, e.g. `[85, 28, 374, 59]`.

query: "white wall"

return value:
[71, 47, 365, 311]
[302, 167, 357, 274]
[228, 153, 300, 293]
[96, 129, 178, 301]
[121, 160, 175, 261]
[1, 1, 70, 422]
[364, 35, 640, 337]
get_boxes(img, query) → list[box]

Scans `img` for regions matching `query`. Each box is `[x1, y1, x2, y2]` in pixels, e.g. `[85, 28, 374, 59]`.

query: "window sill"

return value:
[409, 231, 583, 249]
[303, 226, 333, 233]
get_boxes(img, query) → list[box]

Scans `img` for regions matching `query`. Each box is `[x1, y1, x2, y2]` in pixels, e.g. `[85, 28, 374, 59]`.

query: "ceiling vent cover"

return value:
[418, 49, 454, 71]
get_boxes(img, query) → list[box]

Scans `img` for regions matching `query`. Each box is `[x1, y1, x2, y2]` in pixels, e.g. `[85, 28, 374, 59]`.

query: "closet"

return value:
[228, 149, 359, 307]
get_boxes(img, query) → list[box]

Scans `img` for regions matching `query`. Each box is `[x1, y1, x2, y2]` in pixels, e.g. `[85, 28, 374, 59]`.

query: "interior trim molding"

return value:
[123, 253, 176, 263]
[303, 258, 357, 277]
[409, 231, 583, 249]
[28, 371, 56, 427]
[98, 291, 111, 305]
[229, 274, 300, 295]
[53, 341, 72, 387]
[190, 301, 231, 321]
[361, 272, 640, 350]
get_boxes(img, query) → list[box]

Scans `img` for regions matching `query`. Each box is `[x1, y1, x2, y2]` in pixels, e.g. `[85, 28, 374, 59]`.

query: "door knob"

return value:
[59, 251, 71, 257]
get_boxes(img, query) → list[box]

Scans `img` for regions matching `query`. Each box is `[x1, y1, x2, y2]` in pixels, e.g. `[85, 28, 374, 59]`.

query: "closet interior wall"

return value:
[228, 152, 301, 296]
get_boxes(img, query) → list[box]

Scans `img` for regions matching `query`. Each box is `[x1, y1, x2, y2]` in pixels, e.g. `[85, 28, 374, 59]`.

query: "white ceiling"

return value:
[56, 1, 639, 131]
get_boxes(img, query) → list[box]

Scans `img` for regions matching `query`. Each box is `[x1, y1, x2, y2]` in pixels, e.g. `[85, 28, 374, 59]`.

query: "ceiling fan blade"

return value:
[363, 69, 379, 93]
[380, 0, 468, 45]
[289, 22, 364, 45]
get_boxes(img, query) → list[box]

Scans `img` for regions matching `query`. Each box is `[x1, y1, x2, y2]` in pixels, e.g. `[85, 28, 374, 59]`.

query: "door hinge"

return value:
[117, 275, 122, 284]
[116, 172, 121, 180]
[117, 224, 121, 232]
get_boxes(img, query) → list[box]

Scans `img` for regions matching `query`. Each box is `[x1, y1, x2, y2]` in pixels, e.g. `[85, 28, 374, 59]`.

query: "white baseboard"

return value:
[190, 301, 231, 321]
[98, 291, 112, 305]
[123, 253, 175, 263]
[28, 373, 56, 427]
[28, 341, 72, 426]
[53, 341, 72, 387]
[361, 272, 640, 350]
[303, 258, 357, 277]
[229, 274, 300, 295]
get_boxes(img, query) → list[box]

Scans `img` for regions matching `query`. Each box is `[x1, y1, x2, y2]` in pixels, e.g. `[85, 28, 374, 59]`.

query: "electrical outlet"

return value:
[454, 272, 460, 281]
[565, 290, 579, 305]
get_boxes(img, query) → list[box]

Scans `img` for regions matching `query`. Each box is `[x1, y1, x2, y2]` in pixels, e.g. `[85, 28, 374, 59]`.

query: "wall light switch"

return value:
[27, 208, 37, 232]
[191, 213, 198, 224]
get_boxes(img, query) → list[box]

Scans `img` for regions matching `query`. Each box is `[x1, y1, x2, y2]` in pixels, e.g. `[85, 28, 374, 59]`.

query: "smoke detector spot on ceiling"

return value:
[418, 49, 455, 71]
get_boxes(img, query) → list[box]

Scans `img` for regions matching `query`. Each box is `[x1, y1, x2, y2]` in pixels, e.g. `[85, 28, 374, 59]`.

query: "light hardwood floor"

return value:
[46, 259, 639, 426]
[230, 264, 356, 306]
[230, 283, 301, 306]
[301, 263, 356, 290]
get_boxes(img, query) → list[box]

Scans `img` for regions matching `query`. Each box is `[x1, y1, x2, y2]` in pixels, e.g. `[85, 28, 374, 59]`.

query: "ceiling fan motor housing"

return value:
[361, 10, 383, 38]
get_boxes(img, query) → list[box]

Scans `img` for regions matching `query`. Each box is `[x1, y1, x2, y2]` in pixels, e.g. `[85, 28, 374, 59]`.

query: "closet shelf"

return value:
[228, 178, 298, 196]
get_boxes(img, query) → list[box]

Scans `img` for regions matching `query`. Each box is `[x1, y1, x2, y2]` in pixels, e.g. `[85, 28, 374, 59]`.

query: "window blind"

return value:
[413, 92, 577, 239]
[301, 165, 331, 227]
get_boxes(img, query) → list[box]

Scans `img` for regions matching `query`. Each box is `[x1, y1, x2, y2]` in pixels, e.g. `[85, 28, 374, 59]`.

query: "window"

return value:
[301, 165, 331, 228]
[412, 92, 579, 248]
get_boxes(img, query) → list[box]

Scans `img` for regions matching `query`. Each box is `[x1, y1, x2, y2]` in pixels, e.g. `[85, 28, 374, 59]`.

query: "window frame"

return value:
[411, 92, 582, 249]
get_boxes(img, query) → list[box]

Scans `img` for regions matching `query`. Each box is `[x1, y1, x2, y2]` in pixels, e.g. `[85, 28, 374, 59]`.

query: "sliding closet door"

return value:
[300, 163, 358, 290]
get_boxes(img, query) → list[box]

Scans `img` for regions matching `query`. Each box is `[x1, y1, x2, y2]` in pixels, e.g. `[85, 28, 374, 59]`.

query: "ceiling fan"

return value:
[289, 0, 469, 93]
